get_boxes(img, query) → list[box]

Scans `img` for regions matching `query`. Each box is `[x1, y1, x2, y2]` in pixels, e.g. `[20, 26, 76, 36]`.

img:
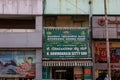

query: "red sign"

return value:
[98, 18, 120, 26]
[111, 64, 120, 69]
[94, 42, 112, 63]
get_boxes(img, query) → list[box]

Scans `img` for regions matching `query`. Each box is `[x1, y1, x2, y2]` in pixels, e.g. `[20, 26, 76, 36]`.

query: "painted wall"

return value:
[44, 0, 120, 15]
[0, 0, 42, 15]
[44, 0, 89, 14]
[0, 32, 42, 48]
[0, 49, 42, 80]
[0, 50, 36, 78]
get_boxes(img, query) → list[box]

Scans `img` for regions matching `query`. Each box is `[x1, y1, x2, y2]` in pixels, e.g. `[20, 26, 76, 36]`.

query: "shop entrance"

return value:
[52, 67, 73, 80]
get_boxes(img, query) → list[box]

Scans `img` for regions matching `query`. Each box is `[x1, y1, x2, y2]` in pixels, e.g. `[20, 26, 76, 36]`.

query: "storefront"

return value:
[92, 16, 120, 80]
[94, 42, 120, 80]
[43, 27, 93, 80]
[0, 50, 36, 80]
[42, 61, 92, 80]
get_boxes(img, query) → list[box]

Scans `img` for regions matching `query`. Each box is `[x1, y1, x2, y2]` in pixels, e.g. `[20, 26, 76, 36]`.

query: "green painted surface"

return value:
[43, 29, 90, 58]
[42, 67, 50, 79]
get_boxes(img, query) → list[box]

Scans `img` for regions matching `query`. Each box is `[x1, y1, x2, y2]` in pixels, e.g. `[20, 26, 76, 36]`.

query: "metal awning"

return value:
[42, 61, 93, 66]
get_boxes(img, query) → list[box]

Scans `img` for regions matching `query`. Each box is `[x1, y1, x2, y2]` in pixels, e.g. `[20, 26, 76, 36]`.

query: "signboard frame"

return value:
[43, 28, 90, 58]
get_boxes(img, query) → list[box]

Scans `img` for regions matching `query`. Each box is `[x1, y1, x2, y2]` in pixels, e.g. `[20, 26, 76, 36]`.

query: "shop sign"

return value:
[111, 64, 120, 69]
[43, 28, 89, 58]
[98, 18, 120, 26]
[92, 16, 120, 39]
[0, 50, 36, 78]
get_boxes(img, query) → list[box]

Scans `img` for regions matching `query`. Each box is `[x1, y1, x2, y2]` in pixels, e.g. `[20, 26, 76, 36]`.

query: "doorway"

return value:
[52, 67, 73, 80]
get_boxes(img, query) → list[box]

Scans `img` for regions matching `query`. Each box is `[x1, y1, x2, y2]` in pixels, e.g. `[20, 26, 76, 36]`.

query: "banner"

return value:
[0, 50, 35, 78]
[43, 28, 90, 58]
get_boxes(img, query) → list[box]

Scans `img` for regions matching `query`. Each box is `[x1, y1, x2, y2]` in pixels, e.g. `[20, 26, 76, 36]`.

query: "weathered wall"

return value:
[0, 0, 42, 15]
[44, 0, 120, 15]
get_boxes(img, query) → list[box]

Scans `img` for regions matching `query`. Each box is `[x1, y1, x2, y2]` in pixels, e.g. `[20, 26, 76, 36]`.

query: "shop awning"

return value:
[42, 61, 93, 66]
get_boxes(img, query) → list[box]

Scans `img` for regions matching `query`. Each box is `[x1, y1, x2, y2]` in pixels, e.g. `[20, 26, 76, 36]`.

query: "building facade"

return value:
[0, 0, 120, 80]
[91, 0, 120, 80]
[92, 16, 120, 80]
[42, 0, 93, 80]
[43, 0, 120, 80]
[0, 0, 42, 80]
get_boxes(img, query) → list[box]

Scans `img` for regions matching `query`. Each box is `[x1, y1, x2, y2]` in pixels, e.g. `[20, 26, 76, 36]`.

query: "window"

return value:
[44, 16, 89, 27]
[56, 16, 72, 27]
[73, 21, 85, 27]
[0, 19, 35, 32]
[72, 16, 89, 27]
[0, 19, 35, 29]
[44, 16, 56, 27]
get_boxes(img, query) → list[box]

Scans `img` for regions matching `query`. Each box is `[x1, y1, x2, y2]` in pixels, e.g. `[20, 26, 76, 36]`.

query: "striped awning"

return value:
[42, 61, 93, 66]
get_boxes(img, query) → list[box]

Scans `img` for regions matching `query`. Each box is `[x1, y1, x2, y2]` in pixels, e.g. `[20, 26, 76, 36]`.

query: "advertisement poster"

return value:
[94, 42, 120, 63]
[84, 67, 92, 80]
[94, 42, 112, 63]
[43, 28, 90, 58]
[0, 50, 35, 78]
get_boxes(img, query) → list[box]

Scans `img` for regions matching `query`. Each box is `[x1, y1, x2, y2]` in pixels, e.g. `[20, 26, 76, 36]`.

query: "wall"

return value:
[0, 32, 42, 48]
[0, 16, 42, 48]
[92, 16, 120, 39]
[44, 0, 89, 14]
[0, 0, 42, 15]
[44, 0, 120, 15]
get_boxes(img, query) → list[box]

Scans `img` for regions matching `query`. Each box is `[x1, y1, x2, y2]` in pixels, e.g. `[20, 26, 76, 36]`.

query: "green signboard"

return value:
[43, 28, 90, 58]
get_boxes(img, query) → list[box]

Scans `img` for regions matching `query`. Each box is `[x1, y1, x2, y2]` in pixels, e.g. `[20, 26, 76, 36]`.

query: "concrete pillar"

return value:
[36, 49, 42, 80]
[35, 16, 42, 32]
[35, 15, 42, 80]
